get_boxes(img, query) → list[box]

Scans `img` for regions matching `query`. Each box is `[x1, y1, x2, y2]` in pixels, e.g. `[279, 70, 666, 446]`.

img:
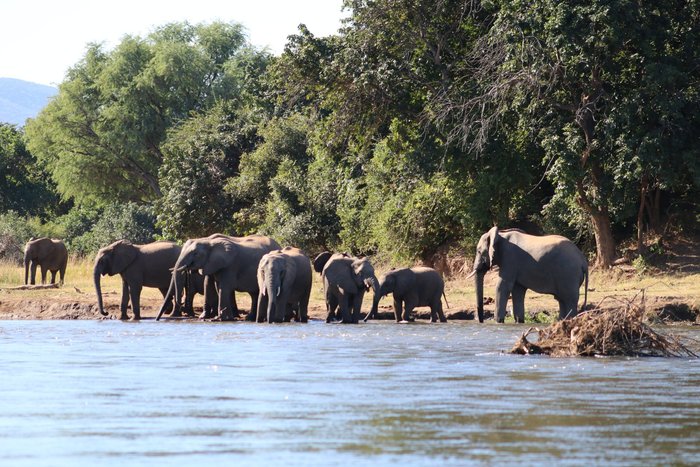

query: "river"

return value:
[0, 320, 698, 466]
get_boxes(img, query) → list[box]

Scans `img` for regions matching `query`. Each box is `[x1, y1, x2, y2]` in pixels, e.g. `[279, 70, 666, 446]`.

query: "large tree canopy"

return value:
[24, 21, 255, 205]
[433, 0, 700, 266]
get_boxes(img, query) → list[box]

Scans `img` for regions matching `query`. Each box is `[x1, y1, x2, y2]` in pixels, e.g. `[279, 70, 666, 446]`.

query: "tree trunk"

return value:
[637, 175, 648, 252]
[590, 210, 616, 268]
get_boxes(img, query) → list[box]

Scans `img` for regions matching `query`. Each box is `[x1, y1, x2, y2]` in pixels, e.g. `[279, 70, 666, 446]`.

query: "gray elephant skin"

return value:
[314, 252, 379, 324]
[168, 234, 281, 321]
[24, 237, 68, 285]
[94, 240, 182, 320]
[469, 227, 588, 323]
[157, 269, 205, 318]
[366, 267, 448, 323]
[256, 247, 312, 323]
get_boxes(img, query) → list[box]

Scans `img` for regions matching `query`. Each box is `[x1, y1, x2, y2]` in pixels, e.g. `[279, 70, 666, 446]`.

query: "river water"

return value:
[0, 320, 699, 466]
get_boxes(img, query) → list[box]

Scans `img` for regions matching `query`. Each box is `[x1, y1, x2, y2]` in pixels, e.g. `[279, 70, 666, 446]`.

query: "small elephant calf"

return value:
[366, 267, 448, 323]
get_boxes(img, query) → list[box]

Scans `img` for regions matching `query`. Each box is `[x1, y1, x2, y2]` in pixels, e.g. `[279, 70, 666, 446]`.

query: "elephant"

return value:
[165, 234, 281, 321]
[23, 237, 67, 285]
[314, 252, 379, 324]
[94, 240, 183, 320]
[468, 227, 589, 323]
[256, 247, 312, 323]
[365, 267, 448, 323]
[157, 269, 205, 318]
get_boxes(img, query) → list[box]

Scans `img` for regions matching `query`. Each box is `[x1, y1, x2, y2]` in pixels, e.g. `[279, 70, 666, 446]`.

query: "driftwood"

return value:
[511, 291, 698, 358]
[1, 283, 60, 291]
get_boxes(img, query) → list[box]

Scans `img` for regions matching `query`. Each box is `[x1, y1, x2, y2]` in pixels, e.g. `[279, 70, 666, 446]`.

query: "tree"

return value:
[156, 102, 261, 240]
[25, 21, 250, 205]
[0, 123, 61, 218]
[434, 0, 700, 267]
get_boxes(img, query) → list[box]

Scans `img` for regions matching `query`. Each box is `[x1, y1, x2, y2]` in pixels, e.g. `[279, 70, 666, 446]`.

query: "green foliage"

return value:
[0, 211, 38, 263]
[156, 102, 260, 240]
[69, 203, 158, 257]
[0, 124, 62, 218]
[24, 21, 258, 205]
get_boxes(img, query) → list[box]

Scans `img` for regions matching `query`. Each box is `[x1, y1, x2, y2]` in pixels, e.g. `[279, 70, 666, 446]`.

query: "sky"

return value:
[0, 0, 346, 87]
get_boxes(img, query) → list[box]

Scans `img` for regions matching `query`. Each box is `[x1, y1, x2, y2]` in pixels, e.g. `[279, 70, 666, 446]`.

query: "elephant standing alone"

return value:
[256, 247, 312, 323]
[468, 227, 588, 323]
[366, 267, 448, 323]
[94, 240, 183, 320]
[24, 237, 67, 285]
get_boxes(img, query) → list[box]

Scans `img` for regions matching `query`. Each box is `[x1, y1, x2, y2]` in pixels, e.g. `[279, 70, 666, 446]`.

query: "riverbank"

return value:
[0, 258, 698, 322]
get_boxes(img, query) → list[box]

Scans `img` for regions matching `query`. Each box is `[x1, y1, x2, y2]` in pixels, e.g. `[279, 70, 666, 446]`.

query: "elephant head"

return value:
[367, 269, 400, 320]
[351, 257, 380, 298]
[468, 227, 500, 323]
[94, 240, 138, 316]
[259, 252, 296, 322]
[173, 235, 236, 276]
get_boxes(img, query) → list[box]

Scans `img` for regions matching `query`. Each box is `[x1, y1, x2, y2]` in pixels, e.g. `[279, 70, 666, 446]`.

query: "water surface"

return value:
[0, 320, 699, 466]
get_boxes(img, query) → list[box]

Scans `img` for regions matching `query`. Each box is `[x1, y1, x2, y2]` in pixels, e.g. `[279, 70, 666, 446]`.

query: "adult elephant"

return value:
[94, 240, 182, 320]
[256, 247, 312, 323]
[166, 234, 280, 321]
[24, 237, 68, 285]
[365, 267, 448, 323]
[315, 252, 379, 324]
[468, 227, 588, 323]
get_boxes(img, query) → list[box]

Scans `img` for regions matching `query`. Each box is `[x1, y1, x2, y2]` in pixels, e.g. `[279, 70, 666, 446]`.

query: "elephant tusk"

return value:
[466, 269, 477, 279]
[276, 286, 281, 297]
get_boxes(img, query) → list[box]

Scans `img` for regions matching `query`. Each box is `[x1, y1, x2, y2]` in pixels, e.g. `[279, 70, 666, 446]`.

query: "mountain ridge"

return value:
[0, 78, 57, 126]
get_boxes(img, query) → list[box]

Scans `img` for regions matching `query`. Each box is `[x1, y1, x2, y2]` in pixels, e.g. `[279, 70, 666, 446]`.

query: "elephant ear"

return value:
[488, 226, 500, 267]
[313, 251, 333, 273]
[351, 258, 368, 285]
[112, 241, 138, 274]
[202, 239, 236, 276]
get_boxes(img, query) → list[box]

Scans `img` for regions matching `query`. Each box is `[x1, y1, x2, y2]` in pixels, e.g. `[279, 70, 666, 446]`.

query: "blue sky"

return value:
[0, 0, 346, 86]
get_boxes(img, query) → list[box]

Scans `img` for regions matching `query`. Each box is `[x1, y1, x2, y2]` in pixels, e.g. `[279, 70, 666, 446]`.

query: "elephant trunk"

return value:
[475, 271, 485, 323]
[265, 272, 281, 323]
[156, 273, 177, 321]
[94, 267, 108, 316]
[365, 280, 383, 322]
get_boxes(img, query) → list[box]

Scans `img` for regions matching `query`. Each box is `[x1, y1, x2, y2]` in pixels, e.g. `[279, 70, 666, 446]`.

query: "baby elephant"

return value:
[256, 247, 312, 323]
[366, 267, 448, 323]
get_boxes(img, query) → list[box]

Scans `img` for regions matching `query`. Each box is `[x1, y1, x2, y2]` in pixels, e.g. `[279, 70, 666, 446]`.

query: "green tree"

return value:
[156, 102, 261, 240]
[25, 21, 251, 205]
[434, 0, 700, 266]
[0, 124, 61, 218]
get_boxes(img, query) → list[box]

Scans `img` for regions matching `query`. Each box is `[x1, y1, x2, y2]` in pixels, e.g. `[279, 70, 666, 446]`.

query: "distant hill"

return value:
[0, 78, 57, 126]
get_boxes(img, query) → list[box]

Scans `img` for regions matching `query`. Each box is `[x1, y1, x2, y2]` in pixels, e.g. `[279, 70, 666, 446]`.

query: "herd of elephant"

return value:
[22, 227, 590, 323]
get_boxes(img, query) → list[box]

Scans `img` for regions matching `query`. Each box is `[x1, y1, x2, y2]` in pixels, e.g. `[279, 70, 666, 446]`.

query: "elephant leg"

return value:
[30, 262, 38, 285]
[393, 298, 403, 322]
[50, 270, 57, 284]
[120, 280, 130, 320]
[325, 292, 339, 323]
[431, 297, 447, 323]
[403, 297, 416, 322]
[218, 286, 236, 321]
[256, 294, 268, 323]
[351, 294, 363, 324]
[40, 266, 48, 285]
[511, 284, 526, 323]
[200, 276, 218, 319]
[161, 288, 180, 317]
[339, 295, 353, 324]
[298, 290, 310, 323]
[558, 297, 578, 320]
[130, 285, 142, 320]
[249, 292, 259, 321]
[494, 278, 512, 323]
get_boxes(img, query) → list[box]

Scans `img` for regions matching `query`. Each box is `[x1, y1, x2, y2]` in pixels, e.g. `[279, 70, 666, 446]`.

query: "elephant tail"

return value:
[442, 290, 450, 309]
[579, 265, 589, 314]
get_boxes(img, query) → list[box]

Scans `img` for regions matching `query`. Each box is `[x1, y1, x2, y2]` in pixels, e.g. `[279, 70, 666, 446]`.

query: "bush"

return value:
[69, 203, 158, 257]
[0, 211, 37, 263]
